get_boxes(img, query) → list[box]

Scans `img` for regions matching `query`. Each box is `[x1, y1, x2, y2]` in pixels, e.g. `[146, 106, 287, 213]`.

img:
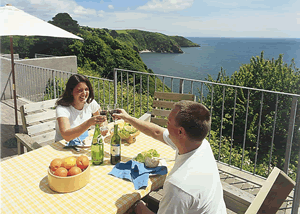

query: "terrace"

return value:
[1, 57, 300, 213]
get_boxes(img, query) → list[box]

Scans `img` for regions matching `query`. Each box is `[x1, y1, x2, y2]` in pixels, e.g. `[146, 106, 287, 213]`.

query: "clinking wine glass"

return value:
[99, 106, 109, 137]
[107, 104, 119, 123]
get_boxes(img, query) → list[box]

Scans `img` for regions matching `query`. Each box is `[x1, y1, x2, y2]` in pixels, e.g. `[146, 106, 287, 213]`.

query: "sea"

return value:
[140, 37, 300, 94]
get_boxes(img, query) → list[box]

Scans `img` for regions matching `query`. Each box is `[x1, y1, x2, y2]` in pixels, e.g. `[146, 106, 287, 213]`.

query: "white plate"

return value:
[60, 135, 93, 148]
[132, 155, 167, 176]
[80, 135, 93, 147]
[149, 159, 167, 176]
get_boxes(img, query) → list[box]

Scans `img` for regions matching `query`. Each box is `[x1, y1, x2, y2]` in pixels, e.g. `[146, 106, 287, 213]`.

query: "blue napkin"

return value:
[108, 160, 168, 190]
[65, 130, 89, 146]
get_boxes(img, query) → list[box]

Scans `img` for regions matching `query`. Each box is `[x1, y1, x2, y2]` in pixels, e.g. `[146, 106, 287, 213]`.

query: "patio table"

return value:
[1, 124, 176, 214]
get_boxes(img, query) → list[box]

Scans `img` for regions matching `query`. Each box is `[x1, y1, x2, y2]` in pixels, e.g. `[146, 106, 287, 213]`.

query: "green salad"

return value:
[118, 123, 138, 139]
[134, 149, 160, 163]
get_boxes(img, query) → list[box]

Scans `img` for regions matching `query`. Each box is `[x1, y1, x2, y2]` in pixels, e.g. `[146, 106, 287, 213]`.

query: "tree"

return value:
[1, 36, 36, 58]
[48, 13, 80, 34]
[28, 13, 81, 57]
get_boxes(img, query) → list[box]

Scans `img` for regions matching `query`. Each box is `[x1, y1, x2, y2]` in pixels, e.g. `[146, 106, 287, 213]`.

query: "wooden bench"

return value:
[144, 165, 296, 214]
[146, 91, 195, 126]
[15, 99, 57, 155]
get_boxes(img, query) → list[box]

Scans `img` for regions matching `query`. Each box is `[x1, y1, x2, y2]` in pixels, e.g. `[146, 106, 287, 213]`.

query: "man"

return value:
[114, 100, 226, 214]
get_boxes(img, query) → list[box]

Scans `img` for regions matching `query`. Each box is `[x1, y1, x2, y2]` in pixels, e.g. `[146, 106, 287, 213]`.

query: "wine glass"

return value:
[107, 104, 119, 123]
[99, 106, 109, 137]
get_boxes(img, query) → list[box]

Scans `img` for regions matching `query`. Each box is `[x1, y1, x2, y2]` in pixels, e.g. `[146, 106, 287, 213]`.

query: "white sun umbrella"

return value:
[0, 4, 83, 132]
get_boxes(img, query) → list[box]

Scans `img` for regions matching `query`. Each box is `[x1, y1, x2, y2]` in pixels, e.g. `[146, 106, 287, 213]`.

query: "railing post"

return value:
[179, 79, 184, 94]
[0, 70, 13, 101]
[140, 74, 142, 117]
[291, 140, 300, 213]
[284, 97, 298, 174]
[113, 68, 117, 105]
[52, 70, 56, 99]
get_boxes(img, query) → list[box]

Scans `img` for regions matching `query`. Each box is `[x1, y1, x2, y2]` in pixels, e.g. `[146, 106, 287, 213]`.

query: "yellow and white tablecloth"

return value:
[0, 130, 176, 214]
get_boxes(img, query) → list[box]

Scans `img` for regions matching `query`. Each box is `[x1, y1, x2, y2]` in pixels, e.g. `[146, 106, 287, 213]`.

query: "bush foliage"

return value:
[203, 52, 300, 180]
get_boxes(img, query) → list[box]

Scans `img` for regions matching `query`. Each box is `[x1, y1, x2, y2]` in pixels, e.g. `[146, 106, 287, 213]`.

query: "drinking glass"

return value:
[107, 104, 119, 123]
[99, 106, 109, 137]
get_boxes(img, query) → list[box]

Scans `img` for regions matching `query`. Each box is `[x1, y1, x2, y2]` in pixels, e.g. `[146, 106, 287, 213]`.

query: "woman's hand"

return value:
[88, 115, 106, 126]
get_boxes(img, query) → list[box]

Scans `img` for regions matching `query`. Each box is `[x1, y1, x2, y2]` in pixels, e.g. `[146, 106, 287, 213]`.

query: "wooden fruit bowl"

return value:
[47, 156, 90, 193]
[124, 130, 140, 144]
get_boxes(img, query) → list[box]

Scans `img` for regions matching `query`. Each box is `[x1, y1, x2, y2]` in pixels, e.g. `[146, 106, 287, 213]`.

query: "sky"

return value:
[2, 0, 300, 38]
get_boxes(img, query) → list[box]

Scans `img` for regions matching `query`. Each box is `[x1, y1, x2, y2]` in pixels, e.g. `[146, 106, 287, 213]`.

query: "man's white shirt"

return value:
[157, 130, 227, 214]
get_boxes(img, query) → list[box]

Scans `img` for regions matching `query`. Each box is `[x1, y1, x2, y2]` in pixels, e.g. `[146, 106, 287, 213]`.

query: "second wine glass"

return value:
[107, 104, 119, 123]
[99, 106, 109, 137]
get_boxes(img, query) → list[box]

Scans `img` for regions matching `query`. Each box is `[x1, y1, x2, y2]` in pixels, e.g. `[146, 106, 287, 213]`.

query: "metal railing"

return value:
[0, 70, 13, 101]
[34, 53, 56, 58]
[12, 64, 300, 213]
[14, 62, 114, 105]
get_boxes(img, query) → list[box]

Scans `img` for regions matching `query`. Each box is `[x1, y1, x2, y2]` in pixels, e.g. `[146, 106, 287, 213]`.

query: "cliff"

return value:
[109, 29, 199, 53]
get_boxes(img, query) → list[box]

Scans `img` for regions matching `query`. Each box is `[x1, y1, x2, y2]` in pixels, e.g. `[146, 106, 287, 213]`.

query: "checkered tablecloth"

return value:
[1, 129, 176, 214]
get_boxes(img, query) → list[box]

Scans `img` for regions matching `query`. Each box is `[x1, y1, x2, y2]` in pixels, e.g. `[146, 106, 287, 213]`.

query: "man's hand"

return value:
[134, 200, 155, 214]
[113, 109, 166, 144]
[113, 109, 131, 122]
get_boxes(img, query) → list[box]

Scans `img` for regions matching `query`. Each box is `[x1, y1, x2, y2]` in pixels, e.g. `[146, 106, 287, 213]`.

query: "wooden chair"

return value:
[149, 92, 195, 126]
[244, 167, 295, 214]
[15, 99, 57, 155]
[144, 166, 295, 214]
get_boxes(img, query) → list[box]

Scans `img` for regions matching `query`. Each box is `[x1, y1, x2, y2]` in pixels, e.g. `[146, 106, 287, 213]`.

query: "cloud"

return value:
[113, 12, 149, 21]
[8, 0, 103, 20]
[73, 5, 97, 16]
[97, 10, 105, 17]
[137, 0, 194, 12]
[83, 9, 299, 38]
[6, 0, 299, 38]
[170, 11, 298, 37]
[108, 4, 114, 9]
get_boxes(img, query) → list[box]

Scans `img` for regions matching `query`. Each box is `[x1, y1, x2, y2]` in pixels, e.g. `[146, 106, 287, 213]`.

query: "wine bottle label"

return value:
[111, 145, 120, 156]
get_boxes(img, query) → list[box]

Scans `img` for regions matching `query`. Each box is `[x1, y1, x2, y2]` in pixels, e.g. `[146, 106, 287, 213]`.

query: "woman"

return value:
[55, 74, 106, 142]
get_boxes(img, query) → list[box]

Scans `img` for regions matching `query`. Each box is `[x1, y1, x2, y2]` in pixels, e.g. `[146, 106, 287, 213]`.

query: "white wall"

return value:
[1, 55, 78, 100]
[16, 56, 78, 73]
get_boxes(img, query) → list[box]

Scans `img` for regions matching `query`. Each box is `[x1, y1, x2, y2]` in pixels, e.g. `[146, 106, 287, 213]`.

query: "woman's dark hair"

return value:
[56, 74, 94, 106]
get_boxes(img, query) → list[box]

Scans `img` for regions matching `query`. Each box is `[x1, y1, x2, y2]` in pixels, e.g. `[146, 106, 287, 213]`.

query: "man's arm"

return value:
[113, 109, 166, 144]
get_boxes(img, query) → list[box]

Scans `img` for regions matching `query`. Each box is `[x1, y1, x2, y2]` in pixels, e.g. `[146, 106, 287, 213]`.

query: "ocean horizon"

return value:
[140, 37, 300, 94]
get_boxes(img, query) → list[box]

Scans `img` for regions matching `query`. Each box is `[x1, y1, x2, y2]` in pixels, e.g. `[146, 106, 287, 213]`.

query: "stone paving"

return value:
[1, 98, 30, 160]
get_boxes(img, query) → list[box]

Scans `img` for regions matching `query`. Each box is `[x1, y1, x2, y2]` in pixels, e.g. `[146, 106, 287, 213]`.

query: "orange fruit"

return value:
[76, 155, 89, 170]
[62, 156, 77, 169]
[50, 158, 63, 172]
[68, 166, 82, 176]
[54, 167, 68, 177]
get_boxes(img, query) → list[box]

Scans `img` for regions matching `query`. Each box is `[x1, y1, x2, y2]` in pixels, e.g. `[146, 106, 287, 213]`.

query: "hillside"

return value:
[71, 26, 149, 78]
[110, 29, 199, 53]
[170, 36, 200, 47]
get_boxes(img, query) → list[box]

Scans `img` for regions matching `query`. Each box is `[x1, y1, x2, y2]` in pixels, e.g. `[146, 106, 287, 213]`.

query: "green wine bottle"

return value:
[110, 123, 121, 165]
[91, 124, 104, 165]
